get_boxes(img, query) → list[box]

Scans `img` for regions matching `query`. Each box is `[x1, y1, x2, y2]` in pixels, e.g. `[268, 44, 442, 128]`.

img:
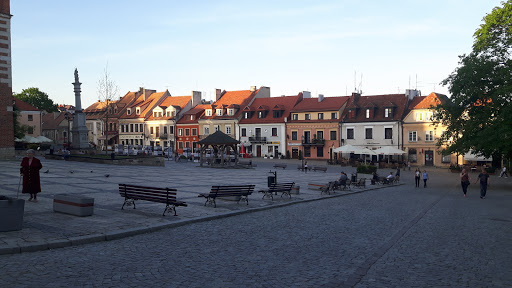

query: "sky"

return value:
[10, 0, 503, 109]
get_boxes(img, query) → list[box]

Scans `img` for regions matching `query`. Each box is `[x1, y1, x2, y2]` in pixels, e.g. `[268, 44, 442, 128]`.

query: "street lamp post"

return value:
[301, 135, 304, 170]
[64, 113, 71, 149]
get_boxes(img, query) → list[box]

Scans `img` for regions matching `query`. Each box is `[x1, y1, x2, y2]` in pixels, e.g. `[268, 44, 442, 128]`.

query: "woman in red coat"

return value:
[20, 149, 43, 202]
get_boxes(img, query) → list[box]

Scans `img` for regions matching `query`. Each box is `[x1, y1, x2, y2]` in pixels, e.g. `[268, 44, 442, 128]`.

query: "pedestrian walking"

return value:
[396, 166, 401, 177]
[460, 168, 471, 197]
[475, 168, 490, 199]
[407, 161, 411, 171]
[20, 149, 43, 202]
[422, 170, 429, 188]
[304, 161, 308, 173]
[499, 166, 508, 178]
[414, 168, 421, 187]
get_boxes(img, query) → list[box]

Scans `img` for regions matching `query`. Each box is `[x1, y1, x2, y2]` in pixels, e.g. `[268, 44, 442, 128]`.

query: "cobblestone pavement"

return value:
[0, 157, 511, 287]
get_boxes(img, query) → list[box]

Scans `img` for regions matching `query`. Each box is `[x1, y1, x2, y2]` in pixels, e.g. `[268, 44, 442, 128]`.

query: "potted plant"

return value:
[0, 196, 25, 232]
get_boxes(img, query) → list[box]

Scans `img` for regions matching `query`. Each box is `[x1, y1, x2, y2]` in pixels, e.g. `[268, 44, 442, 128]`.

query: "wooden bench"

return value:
[352, 178, 366, 188]
[312, 166, 327, 172]
[198, 185, 255, 208]
[333, 179, 351, 191]
[118, 184, 187, 216]
[259, 182, 295, 200]
[238, 160, 254, 167]
[273, 163, 287, 169]
[320, 182, 336, 195]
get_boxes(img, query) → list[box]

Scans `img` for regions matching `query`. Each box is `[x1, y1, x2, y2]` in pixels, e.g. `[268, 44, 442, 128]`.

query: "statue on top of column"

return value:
[74, 68, 79, 83]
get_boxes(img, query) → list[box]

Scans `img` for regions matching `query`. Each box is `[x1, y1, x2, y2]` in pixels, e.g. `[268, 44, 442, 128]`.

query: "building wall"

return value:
[0, 1, 13, 159]
[19, 111, 42, 137]
[176, 123, 199, 155]
[239, 123, 286, 158]
[285, 122, 339, 160]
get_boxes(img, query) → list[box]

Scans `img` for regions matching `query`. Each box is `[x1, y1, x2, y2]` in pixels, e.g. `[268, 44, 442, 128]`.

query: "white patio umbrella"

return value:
[332, 144, 358, 153]
[374, 146, 405, 163]
[357, 147, 377, 164]
[35, 136, 53, 143]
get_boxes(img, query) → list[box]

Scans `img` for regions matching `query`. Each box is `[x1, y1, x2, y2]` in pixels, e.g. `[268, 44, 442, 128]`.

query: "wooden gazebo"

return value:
[197, 131, 239, 167]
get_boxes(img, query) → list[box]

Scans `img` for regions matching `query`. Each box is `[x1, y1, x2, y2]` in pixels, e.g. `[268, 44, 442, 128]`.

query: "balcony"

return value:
[159, 134, 168, 140]
[249, 136, 266, 143]
[302, 138, 325, 146]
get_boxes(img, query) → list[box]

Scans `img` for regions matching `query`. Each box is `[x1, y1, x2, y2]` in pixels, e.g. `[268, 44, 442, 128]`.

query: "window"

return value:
[317, 131, 323, 140]
[28, 126, 33, 134]
[244, 112, 250, 119]
[156, 127, 160, 137]
[317, 147, 324, 158]
[258, 111, 264, 118]
[185, 129, 190, 136]
[408, 148, 417, 163]
[408, 131, 417, 142]
[185, 142, 190, 148]
[365, 128, 373, 139]
[192, 128, 197, 136]
[318, 113, 323, 120]
[331, 112, 337, 119]
[305, 114, 311, 120]
[121, 125, 125, 133]
[241, 128, 247, 137]
[226, 125, 231, 135]
[292, 114, 298, 120]
[304, 147, 311, 157]
[216, 109, 223, 116]
[150, 127, 154, 134]
[169, 126, 174, 134]
[366, 109, 370, 118]
[330, 130, 337, 140]
[163, 126, 167, 134]
[135, 124, 138, 132]
[28, 115, 33, 121]
[153, 112, 157, 117]
[136, 108, 140, 115]
[425, 131, 434, 141]
[273, 111, 281, 118]
[127, 108, 131, 115]
[227, 109, 234, 116]
[215, 125, 220, 132]
[178, 128, 183, 136]
[205, 110, 212, 116]
[204, 127, 209, 135]
[384, 108, 392, 117]
[140, 124, 144, 133]
[385, 128, 393, 139]
[291, 131, 298, 140]
[347, 128, 354, 139]
[272, 128, 277, 137]
[190, 115, 194, 120]
[348, 110, 355, 118]
[416, 112, 424, 121]
[178, 142, 183, 149]
[130, 124, 134, 133]
[442, 154, 451, 163]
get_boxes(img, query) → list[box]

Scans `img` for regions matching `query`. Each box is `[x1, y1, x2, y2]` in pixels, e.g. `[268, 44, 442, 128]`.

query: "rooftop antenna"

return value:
[354, 71, 357, 92]
[416, 74, 418, 90]
[358, 74, 363, 94]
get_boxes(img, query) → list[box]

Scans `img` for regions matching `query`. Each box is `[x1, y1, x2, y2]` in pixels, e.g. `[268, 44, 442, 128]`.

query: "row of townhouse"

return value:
[82, 86, 458, 167]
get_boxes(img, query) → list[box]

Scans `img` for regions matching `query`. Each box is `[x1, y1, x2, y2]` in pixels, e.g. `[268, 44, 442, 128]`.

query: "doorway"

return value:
[425, 150, 434, 166]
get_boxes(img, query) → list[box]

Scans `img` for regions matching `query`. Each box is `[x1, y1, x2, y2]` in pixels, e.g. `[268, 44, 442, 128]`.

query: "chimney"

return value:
[255, 86, 270, 98]
[215, 89, 222, 101]
[191, 91, 201, 107]
[250, 86, 257, 92]
[351, 92, 361, 102]
[318, 94, 324, 102]
[302, 91, 311, 98]
[405, 89, 420, 100]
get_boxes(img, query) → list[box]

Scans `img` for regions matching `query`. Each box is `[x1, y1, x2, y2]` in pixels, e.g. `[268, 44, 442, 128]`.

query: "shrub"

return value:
[449, 164, 461, 171]
[357, 164, 377, 174]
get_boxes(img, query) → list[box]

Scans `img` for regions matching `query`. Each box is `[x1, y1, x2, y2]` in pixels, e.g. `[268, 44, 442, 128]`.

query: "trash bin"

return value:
[267, 175, 276, 187]
[291, 185, 300, 195]
[351, 173, 357, 182]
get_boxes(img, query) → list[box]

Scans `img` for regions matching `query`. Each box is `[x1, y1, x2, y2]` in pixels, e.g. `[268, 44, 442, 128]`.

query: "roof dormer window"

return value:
[190, 115, 194, 120]
[216, 109, 223, 116]
[205, 109, 212, 116]
[227, 109, 234, 116]
[136, 108, 140, 115]
[384, 108, 392, 118]
[127, 108, 132, 115]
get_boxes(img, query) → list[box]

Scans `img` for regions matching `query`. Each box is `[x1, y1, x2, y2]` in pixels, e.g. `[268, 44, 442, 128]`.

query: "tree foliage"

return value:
[13, 87, 58, 113]
[13, 105, 29, 139]
[436, 1, 512, 162]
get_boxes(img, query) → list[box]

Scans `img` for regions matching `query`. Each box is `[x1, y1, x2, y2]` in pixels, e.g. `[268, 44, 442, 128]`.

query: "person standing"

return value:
[20, 149, 43, 202]
[422, 170, 429, 188]
[500, 166, 508, 178]
[414, 168, 421, 187]
[460, 168, 471, 197]
[304, 161, 308, 173]
[396, 166, 401, 178]
[475, 168, 490, 199]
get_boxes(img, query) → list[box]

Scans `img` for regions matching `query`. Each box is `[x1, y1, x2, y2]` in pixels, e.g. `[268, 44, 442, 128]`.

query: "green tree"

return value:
[13, 87, 58, 113]
[436, 1, 512, 165]
[13, 105, 29, 139]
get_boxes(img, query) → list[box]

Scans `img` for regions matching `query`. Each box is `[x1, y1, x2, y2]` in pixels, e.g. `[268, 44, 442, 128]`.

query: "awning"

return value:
[464, 151, 492, 162]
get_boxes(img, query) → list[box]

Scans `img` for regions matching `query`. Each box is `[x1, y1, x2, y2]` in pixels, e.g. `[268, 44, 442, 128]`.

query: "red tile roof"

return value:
[147, 95, 191, 120]
[42, 112, 72, 130]
[177, 104, 209, 124]
[120, 90, 169, 120]
[342, 94, 409, 122]
[413, 92, 447, 109]
[201, 89, 258, 120]
[239, 94, 302, 124]
[290, 96, 349, 112]
[13, 98, 39, 111]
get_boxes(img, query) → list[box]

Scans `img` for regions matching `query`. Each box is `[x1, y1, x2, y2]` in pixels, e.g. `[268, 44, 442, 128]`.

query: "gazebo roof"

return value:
[197, 131, 239, 145]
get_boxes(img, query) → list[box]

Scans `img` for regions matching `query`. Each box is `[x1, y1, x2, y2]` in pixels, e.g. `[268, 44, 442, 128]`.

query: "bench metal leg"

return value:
[122, 198, 136, 210]
[262, 191, 273, 200]
[163, 204, 177, 216]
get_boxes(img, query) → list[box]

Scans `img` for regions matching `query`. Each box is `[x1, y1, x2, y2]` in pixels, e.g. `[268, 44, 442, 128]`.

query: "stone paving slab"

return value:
[0, 157, 395, 255]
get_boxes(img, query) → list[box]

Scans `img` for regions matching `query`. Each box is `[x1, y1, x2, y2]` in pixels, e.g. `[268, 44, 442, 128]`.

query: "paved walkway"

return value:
[1, 156, 400, 255]
[1, 157, 511, 287]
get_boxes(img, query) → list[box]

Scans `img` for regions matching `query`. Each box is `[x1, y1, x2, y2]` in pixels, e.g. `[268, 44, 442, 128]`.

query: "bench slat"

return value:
[119, 184, 186, 216]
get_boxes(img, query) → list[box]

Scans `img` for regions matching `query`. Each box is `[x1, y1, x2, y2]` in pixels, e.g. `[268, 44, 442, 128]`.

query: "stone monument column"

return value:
[71, 69, 89, 149]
